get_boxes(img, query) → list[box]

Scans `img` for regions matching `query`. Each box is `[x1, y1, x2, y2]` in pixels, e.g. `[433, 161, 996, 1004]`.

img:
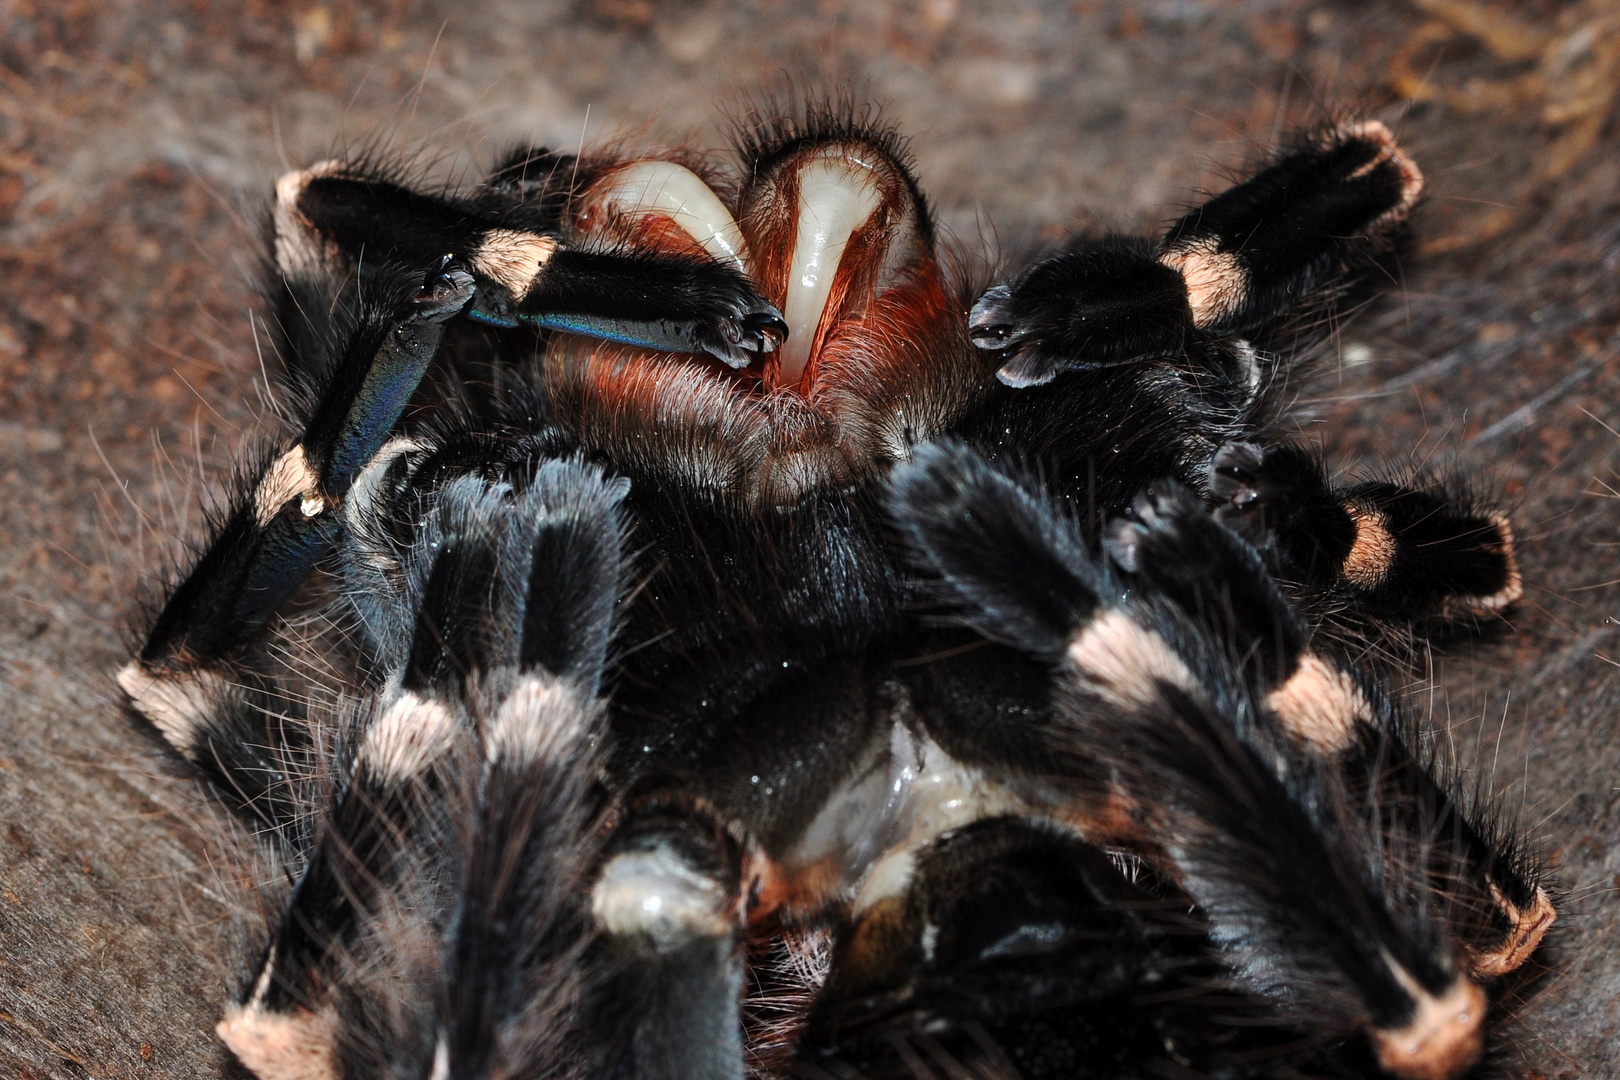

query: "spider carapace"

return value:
[118, 98, 1548, 1080]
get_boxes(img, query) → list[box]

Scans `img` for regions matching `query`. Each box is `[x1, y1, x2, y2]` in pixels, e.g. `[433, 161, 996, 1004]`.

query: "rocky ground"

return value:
[0, 1, 1616, 1076]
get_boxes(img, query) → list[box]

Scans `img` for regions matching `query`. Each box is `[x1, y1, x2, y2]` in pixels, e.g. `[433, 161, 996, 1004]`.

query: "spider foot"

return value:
[1209, 440, 1347, 563]
[412, 264, 476, 323]
[692, 289, 788, 369]
[970, 247, 1192, 387]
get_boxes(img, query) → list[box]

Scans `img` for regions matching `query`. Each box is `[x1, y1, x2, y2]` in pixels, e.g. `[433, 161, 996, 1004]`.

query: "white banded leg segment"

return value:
[1335, 119, 1424, 224]
[1371, 971, 1485, 1080]
[469, 229, 557, 300]
[1473, 883, 1556, 978]
[357, 691, 457, 784]
[116, 662, 231, 757]
[592, 843, 736, 953]
[1342, 506, 1400, 589]
[216, 1004, 338, 1080]
[1467, 514, 1523, 612]
[582, 161, 752, 275]
[485, 674, 592, 767]
[254, 444, 328, 528]
[1065, 609, 1200, 712]
[586, 828, 749, 1080]
[1159, 235, 1248, 328]
[1265, 653, 1373, 754]
[273, 160, 345, 280]
[340, 435, 424, 566]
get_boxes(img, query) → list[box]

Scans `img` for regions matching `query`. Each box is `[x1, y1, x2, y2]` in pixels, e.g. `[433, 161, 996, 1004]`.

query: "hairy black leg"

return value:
[130, 264, 473, 677]
[800, 818, 1348, 1080]
[430, 670, 604, 1080]
[1210, 441, 1522, 624]
[259, 482, 509, 998]
[281, 166, 786, 366]
[888, 439, 1186, 790]
[1105, 477, 1380, 753]
[889, 442, 1492, 1080]
[1106, 479, 1307, 685]
[1340, 720, 1557, 984]
[1159, 121, 1421, 335]
[431, 463, 632, 1079]
[583, 798, 750, 1080]
[119, 264, 474, 846]
[968, 240, 1200, 387]
[222, 463, 635, 1080]
[485, 247, 787, 367]
[1090, 688, 1484, 1080]
[1106, 477, 1553, 979]
[335, 417, 579, 666]
[969, 122, 1420, 389]
[887, 440, 1106, 660]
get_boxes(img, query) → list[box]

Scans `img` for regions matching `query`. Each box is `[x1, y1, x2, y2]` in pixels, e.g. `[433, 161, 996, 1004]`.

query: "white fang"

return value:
[775, 155, 885, 389]
[589, 160, 751, 275]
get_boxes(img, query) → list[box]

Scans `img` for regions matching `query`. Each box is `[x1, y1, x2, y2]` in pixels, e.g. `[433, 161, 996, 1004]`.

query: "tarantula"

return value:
[117, 98, 1552, 1080]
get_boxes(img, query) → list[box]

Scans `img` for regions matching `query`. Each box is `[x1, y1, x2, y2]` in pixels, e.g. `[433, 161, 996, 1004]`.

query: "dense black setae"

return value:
[118, 96, 1548, 1080]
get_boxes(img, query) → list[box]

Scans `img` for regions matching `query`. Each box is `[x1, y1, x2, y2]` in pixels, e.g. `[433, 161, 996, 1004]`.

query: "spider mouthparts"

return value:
[771, 153, 888, 389]
[587, 159, 754, 275]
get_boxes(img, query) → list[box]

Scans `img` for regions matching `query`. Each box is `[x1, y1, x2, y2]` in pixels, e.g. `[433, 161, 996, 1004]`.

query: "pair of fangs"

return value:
[577, 143, 924, 391]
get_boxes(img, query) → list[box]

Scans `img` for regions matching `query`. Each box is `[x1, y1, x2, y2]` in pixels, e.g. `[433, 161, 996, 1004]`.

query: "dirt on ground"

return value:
[0, 1, 1616, 1077]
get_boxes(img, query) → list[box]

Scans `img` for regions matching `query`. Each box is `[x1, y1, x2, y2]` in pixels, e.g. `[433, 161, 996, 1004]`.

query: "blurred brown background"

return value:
[0, 1, 1616, 1076]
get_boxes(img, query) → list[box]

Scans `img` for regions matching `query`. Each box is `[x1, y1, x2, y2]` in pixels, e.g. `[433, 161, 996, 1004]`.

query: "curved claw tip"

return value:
[995, 355, 1058, 389]
[971, 326, 1016, 350]
[969, 285, 1021, 351]
[413, 267, 477, 322]
[751, 311, 789, 354]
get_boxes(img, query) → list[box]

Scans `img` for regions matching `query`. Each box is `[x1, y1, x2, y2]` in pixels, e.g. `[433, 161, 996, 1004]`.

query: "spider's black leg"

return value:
[968, 240, 1203, 388]
[432, 462, 631, 1079]
[1156, 120, 1421, 336]
[1209, 440, 1522, 623]
[1105, 477, 1360, 723]
[118, 264, 475, 831]
[279, 164, 786, 367]
[961, 124, 1516, 629]
[1093, 686, 1486, 1080]
[969, 121, 1420, 387]
[217, 475, 510, 1079]
[956, 124, 1433, 575]
[222, 462, 637, 1080]
[582, 796, 751, 1080]
[332, 449, 752, 1080]
[1108, 479, 1553, 980]
[800, 817, 1359, 1080]
[891, 442, 1489, 1080]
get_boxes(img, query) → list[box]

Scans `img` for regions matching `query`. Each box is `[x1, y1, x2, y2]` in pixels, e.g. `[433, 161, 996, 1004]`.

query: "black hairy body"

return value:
[100, 92, 1558, 1080]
